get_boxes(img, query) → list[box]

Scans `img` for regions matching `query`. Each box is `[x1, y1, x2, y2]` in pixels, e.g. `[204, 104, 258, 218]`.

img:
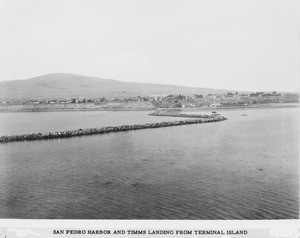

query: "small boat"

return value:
[242, 114, 247, 116]
[212, 111, 221, 116]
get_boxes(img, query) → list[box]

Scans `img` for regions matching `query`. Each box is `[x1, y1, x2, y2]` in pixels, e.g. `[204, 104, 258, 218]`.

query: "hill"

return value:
[0, 73, 237, 102]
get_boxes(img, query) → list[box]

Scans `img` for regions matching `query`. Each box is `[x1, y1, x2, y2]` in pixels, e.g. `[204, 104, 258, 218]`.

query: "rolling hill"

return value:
[0, 73, 236, 102]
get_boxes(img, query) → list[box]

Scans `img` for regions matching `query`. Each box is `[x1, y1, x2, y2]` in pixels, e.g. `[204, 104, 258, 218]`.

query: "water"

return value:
[0, 106, 298, 219]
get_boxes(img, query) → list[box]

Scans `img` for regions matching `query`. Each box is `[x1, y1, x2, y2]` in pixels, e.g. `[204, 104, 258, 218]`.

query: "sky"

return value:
[0, 0, 299, 91]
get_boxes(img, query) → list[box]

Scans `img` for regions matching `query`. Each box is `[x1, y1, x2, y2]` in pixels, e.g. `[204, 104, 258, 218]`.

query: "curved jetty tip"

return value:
[0, 115, 227, 143]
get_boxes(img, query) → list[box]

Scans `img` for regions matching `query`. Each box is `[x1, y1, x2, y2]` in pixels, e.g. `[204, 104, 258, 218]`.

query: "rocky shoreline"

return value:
[0, 116, 227, 143]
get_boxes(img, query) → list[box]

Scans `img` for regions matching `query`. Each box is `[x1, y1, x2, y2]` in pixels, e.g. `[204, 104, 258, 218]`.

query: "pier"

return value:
[0, 116, 226, 143]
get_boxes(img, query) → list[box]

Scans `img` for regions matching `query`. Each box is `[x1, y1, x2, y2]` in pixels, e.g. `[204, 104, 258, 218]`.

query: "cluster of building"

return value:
[23, 97, 107, 105]
[0, 91, 292, 107]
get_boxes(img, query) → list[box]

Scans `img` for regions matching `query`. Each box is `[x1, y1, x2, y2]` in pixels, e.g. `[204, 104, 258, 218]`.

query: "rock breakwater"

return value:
[0, 116, 226, 143]
[148, 112, 218, 118]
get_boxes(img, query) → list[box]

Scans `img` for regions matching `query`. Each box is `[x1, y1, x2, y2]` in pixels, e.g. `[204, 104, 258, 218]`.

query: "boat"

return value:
[212, 111, 221, 116]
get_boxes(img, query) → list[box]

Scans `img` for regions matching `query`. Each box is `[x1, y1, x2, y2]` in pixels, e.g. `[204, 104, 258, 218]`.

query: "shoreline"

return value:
[0, 107, 155, 113]
[0, 102, 298, 113]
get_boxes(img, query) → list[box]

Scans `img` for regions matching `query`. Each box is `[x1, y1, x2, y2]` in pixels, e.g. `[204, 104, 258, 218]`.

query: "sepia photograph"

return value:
[0, 0, 299, 221]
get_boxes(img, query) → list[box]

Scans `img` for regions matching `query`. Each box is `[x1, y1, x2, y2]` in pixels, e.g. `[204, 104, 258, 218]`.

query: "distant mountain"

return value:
[0, 73, 237, 102]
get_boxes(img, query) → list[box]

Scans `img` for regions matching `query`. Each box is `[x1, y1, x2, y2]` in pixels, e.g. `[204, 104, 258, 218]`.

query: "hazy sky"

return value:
[0, 0, 299, 91]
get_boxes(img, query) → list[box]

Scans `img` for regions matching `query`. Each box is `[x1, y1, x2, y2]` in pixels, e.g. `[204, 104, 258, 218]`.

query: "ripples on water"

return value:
[0, 106, 299, 219]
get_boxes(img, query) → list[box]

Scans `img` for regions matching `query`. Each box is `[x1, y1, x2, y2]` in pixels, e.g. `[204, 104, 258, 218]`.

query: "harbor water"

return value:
[0, 105, 298, 219]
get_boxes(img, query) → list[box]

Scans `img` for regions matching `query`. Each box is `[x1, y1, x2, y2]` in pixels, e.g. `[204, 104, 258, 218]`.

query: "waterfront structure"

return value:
[0, 115, 226, 143]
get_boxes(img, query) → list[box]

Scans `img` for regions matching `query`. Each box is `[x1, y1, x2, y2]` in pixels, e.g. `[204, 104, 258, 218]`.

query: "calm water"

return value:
[0, 106, 299, 219]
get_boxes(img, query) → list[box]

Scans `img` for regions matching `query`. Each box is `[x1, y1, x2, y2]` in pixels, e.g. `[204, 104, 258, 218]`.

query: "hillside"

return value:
[0, 73, 235, 102]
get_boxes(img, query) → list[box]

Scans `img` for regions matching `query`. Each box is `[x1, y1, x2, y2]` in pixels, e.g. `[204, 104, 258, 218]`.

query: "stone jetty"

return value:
[148, 112, 218, 118]
[0, 116, 226, 143]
